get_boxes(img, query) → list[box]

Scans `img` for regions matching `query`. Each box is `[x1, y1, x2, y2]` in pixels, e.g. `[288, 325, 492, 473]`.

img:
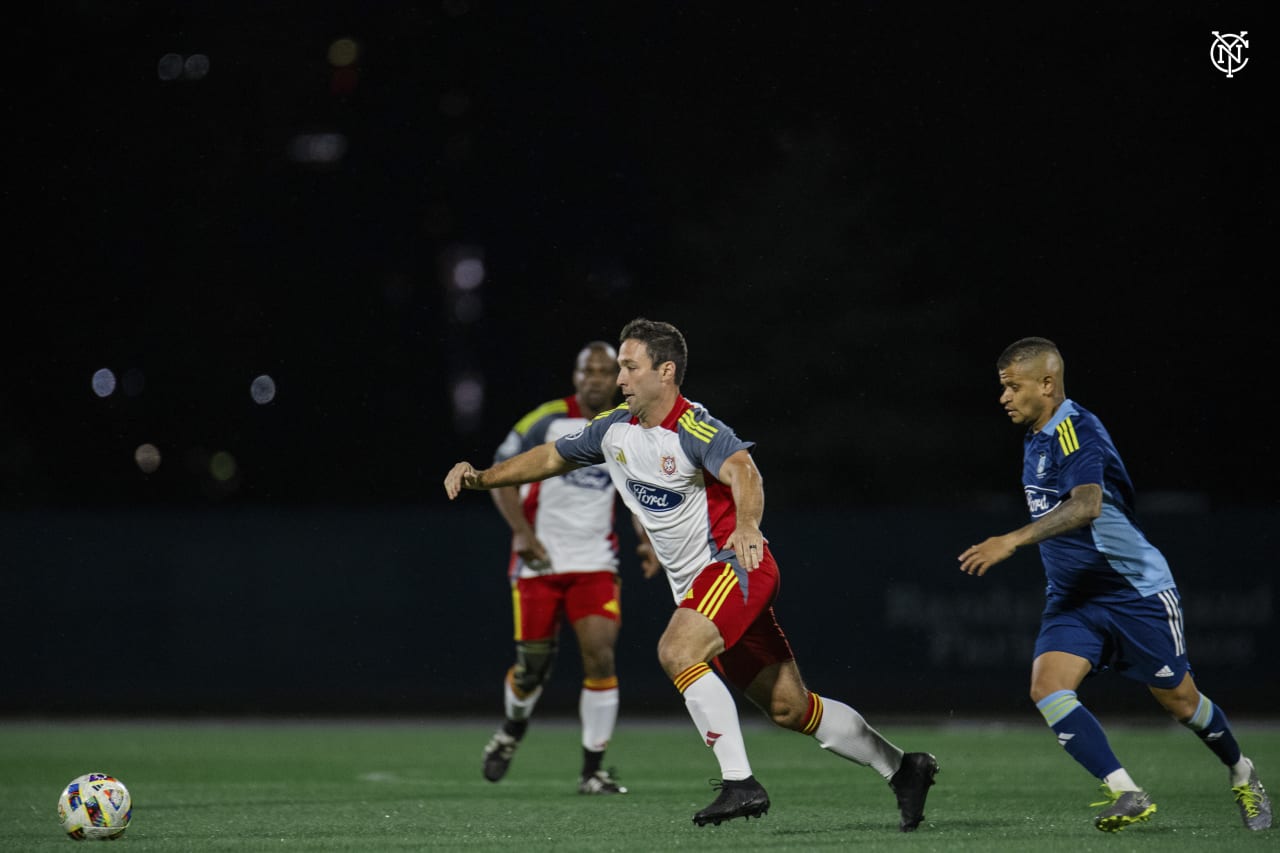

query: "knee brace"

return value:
[512, 639, 557, 694]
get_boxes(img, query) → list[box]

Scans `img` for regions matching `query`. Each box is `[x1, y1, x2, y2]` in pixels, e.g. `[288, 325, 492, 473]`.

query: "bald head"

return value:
[573, 340, 620, 417]
[577, 340, 616, 366]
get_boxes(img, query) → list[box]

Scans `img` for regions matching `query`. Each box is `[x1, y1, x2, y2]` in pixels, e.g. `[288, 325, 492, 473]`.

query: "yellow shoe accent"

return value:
[1232, 764, 1272, 831]
[1091, 784, 1157, 832]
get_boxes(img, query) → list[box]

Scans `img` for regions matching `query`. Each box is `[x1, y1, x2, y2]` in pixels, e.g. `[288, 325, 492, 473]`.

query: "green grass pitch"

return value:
[1, 717, 1274, 851]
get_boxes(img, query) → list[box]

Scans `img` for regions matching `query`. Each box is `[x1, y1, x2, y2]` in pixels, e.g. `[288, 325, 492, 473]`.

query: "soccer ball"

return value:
[57, 773, 132, 841]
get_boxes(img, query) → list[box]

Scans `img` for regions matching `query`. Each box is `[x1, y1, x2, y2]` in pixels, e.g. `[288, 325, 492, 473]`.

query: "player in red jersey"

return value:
[479, 341, 657, 794]
[447, 319, 938, 830]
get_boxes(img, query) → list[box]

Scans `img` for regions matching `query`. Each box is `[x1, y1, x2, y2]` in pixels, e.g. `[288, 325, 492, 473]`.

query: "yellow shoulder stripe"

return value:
[514, 399, 569, 435]
[592, 402, 630, 421]
[678, 410, 717, 443]
[1056, 417, 1080, 456]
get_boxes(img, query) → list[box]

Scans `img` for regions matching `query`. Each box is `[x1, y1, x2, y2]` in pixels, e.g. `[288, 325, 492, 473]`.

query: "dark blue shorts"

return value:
[1035, 586, 1190, 689]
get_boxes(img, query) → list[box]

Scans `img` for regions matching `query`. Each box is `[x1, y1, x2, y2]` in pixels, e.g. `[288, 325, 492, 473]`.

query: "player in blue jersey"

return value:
[958, 337, 1271, 833]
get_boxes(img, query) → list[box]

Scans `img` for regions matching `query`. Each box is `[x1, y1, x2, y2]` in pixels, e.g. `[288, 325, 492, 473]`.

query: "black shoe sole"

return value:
[482, 761, 511, 782]
[693, 803, 769, 827]
[696, 799, 762, 824]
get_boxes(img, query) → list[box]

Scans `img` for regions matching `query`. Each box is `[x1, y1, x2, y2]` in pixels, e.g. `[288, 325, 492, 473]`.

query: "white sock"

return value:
[580, 686, 619, 752]
[503, 677, 542, 722]
[812, 697, 903, 780]
[1230, 756, 1254, 787]
[1103, 768, 1140, 792]
[680, 670, 752, 780]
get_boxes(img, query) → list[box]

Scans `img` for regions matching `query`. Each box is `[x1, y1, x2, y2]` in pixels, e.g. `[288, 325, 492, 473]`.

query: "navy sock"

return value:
[1037, 690, 1122, 779]
[1181, 694, 1242, 767]
[582, 747, 603, 777]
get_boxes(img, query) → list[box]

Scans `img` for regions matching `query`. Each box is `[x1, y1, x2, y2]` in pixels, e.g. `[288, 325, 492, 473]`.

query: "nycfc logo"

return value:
[626, 479, 684, 512]
[1210, 31, 1248, 78]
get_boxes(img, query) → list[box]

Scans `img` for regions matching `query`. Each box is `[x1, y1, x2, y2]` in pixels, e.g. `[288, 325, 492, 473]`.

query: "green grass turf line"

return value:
[1, 718, 1274, 851]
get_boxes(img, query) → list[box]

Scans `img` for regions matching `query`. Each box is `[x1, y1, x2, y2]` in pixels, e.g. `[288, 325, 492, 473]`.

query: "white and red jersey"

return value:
[494, 395, 620, 579]
[555, 396, 755, 603]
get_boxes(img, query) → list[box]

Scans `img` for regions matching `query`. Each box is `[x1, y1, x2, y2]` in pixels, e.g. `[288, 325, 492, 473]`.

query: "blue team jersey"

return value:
[1023, 399, 1175, 600]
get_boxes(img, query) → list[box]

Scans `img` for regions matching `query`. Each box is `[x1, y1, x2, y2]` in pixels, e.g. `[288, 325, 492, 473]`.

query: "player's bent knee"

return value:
[656, 635, 698, 676]
[769, 706, 809, 731]
[763, 693, 810, 731]
[1162, 695, 1201, 722]
[513, 640, 557, 694]
[1029, 679, 1066, 704]
[580, 647, 616, 680]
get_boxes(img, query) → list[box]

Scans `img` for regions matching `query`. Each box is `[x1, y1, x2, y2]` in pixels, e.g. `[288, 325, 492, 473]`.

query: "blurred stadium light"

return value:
[442, 244, 487, 431]
[121, 368, 146, 398]
[133, 443, 161, 474]
[250, 374, 277, 405]
[91, 368, 117, 398]
[287, 132, 348, 167]
[156, 52, 209, 81]
[450, 373, 485, 433]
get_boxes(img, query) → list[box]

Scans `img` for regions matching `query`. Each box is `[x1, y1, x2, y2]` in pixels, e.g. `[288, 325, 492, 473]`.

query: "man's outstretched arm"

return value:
[444, 442, 578, 500]
[957, 482, 1102, 576]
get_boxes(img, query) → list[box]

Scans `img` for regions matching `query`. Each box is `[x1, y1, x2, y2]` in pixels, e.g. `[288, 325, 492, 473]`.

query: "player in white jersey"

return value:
[447, 318, 939, 830]
[480, 341, 656, 795]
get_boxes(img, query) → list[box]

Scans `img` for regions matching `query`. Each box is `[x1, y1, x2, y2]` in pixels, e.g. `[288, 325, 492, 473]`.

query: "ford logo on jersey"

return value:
[1024, 486, 1058, 517]
[626, 479, 684, 512]
[564, 466, 613, 490]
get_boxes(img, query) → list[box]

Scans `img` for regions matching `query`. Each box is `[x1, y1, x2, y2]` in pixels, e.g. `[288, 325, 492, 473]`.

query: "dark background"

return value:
[12, 3, 1268, 511]
[7, 4, 1273, 718]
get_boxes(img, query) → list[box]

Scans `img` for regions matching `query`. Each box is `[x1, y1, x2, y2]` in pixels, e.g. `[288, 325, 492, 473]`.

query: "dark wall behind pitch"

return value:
[7, 506, 1276, 718]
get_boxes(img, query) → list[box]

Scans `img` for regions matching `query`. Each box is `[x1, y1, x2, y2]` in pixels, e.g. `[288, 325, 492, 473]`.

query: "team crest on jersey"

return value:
[660, 455, 676, 475]
[1036, 451, 1048, 478]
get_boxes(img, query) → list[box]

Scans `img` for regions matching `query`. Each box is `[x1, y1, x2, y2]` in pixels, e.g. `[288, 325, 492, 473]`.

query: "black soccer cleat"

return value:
[889, 752, 939, 832]
[692, 776, 770, 826]
[481, 730, 520, 782]
[579, 768, 628, 795]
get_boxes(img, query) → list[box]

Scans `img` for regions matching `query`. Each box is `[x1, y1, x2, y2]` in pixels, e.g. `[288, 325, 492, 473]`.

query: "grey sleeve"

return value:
[554, 411, 618, 466]
[678, 409, 754, 477]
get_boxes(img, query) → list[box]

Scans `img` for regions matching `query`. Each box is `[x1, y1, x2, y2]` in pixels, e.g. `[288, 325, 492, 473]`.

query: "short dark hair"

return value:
[997, 336, 1060, 371]
[619, 318, 688, 385]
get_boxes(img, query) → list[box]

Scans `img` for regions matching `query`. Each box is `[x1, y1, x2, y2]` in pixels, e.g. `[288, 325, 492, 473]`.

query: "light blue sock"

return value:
[1037, 689, 1122, 780]
[1181, 694, 1242, 767]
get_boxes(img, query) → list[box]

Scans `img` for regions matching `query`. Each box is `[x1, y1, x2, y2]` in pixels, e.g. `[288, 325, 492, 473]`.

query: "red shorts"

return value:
[679, 550, 795, 690]
[512, 571, 620, 642]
